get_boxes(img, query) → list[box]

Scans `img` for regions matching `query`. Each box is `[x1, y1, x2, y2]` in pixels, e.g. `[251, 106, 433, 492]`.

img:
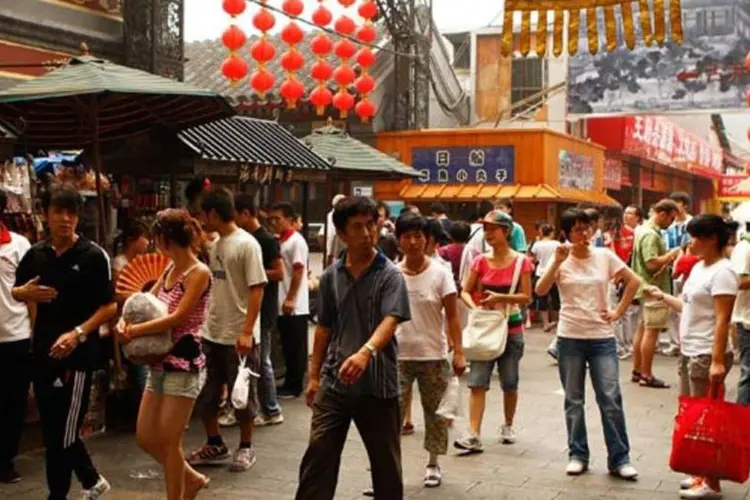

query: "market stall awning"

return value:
[302, 125, 424, 180]
[400, 183, 620, 207]
[178, 116, 331, 171]
[0, 55, 234, 147]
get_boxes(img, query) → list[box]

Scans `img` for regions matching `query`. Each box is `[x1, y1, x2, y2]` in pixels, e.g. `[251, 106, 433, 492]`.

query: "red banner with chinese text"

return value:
[718, 175, 750, 199]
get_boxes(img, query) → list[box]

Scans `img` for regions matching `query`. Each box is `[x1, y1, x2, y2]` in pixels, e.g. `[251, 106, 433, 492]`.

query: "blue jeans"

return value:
[258, 323, 281, 416]
[557, 337, 631, 470]
[738, 324, 750, 405]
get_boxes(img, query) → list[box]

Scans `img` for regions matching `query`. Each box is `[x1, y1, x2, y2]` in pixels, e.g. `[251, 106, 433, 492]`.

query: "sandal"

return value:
[402, 423, 415, 435]
[631, 371, 642, 383]
[639, 376, 670, 389]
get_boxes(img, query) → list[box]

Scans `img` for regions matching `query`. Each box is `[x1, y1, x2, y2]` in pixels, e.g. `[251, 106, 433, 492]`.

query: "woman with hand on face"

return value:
[536, 208, 640, 480]
[644, 215, 739, 499]
[454, 210, 533, 453]
[117, 209, 212, 500]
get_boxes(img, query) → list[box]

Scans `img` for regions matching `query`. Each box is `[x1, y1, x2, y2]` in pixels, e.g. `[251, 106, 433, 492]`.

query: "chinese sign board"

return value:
[412, 146, 515, 185]
[622, 116, 723, 178]
[559, 150, 595, 191]
[719, 176, 750, 199]
[604, 159, 623, 191]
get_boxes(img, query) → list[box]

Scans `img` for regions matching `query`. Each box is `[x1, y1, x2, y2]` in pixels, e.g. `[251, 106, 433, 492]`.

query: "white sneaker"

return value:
[81, 476, 111, 500]
[610, 463, 638, 480]
[680, 482, 722, 499]
[500, 425, 516, 444]
[424, 465, 442, 488]
[566, 459, 588, 476]
[681, 477, 703, 490]
[218, 409, 237, 428]
[254, 413, 284, 427]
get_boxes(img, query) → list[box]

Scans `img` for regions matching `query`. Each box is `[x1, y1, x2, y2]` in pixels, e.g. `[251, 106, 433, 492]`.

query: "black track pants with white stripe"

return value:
[34, 367, 100, 500]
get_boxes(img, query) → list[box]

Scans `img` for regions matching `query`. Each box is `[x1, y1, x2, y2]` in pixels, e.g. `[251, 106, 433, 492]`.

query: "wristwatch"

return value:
[363, 342, 377, 357]
[75, 326, 87, 344]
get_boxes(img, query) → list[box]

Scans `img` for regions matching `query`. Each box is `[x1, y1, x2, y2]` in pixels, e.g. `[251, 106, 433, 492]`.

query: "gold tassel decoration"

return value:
[653, 0, 666, 44]
[552, 9, 564, 57]
[568, 8, 581, 56]
[536, 10, 548, 57]
[604, 5, 617, 52]
[501, 8, 514, 56]
[586, 7, 598, 55]
[520, 10, 532, 56]
[669, 0, 684, 44]
[638, 0, 654, 46]
[622, 1, 636, 50]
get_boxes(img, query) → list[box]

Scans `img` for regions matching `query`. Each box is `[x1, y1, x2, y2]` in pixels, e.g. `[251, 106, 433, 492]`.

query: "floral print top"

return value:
[154, 264, 211, 373]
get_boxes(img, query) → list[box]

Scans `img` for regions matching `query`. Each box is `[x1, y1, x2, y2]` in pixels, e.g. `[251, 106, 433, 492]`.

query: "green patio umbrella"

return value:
[0, 55, 234, 243]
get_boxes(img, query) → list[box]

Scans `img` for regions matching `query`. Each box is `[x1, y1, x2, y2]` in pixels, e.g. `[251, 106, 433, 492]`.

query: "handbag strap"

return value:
[509, 254, 524, 295]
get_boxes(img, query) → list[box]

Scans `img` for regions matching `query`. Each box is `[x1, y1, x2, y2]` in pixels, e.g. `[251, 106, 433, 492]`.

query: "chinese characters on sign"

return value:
[623, 116, 723, 178]
[559, 150, 595, 191]
[412, 146, 515, 185]
[718, 176, 750, 199]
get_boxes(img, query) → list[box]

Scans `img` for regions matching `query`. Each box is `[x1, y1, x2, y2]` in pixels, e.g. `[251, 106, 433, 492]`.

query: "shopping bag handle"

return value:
[708, 382, 725, 401]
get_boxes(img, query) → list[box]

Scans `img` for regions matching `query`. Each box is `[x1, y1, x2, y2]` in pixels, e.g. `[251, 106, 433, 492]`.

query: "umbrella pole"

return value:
[91, 98, 107, 248]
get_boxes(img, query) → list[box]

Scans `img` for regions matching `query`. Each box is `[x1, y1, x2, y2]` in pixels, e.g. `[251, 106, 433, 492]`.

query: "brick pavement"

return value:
[4, 329, 749, 500]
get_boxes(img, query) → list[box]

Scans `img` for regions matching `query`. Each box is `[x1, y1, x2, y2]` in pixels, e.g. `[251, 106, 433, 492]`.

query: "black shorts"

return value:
[533, 283, 560, 311]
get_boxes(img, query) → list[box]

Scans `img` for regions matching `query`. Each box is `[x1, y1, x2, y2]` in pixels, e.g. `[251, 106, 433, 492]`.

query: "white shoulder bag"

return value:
[462, 255, 524, 361]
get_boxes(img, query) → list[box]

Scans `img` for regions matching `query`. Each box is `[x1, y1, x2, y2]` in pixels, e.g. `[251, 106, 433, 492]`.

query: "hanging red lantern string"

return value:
[354, 0, 378, 122]
[221, 0, 248, 85]
[279, 0, 306, 109]
[332, 2, 357, 119]
[309, 0, 334, 115]
[250, 0, 276, 98]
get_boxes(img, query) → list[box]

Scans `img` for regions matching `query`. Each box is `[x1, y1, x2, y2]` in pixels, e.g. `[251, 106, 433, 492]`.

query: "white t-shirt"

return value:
[459, 224, 485, 284]
[730, 239, 750, 328]
[680, 259, 739, 357]
[556, 247, 627, 340]
[279, 230, 310, 316]
[396, 261, 457, 360]
[0, 232, 31, 343]
[205, 228, 268, 345]
[531, 239, 560, 277]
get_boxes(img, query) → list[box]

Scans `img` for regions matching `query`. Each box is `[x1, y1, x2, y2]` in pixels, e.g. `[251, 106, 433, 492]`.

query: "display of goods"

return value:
[121, 292, 173, 365]
[115, 253, 171, 298]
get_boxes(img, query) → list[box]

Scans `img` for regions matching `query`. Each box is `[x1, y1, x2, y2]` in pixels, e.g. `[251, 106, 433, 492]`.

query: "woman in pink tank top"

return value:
[118, 209, 212, 500]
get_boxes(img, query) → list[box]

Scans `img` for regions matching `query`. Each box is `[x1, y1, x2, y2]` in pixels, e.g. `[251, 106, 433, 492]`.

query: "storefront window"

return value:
[511, 57, 546, 117]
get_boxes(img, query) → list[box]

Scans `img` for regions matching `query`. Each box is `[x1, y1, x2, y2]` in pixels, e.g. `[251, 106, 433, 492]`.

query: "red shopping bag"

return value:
[669, 388, 750, 483]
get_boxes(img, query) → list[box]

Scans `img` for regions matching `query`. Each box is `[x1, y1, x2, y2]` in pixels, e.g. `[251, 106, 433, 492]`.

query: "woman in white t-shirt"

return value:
[395, 213, 466, 488]
[535, 208, 640, 480]
[645, 215, 739, 500]
[530, 224, 560, 332]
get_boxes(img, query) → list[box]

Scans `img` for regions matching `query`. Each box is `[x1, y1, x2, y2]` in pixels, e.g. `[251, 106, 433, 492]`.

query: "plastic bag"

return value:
[436, 376, 462, 421]
[231, 356, 260, 410]
[670, 389, 750, 483]
[121, 293, 172, 365]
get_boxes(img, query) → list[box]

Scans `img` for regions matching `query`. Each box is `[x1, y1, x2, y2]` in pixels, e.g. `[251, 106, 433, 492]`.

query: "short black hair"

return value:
[495, 198, 513, 213]
[626, 204, 644, 221]
[540, 223, 554, 237]
[185, 175, 210, 204]
[425, 218, 448, 244]
[234, 193, 257, 216]
[395, 212, 429, 239]
[332, 196, 378, 232]
[201, 187, 235, 222]
[0, 189, 6, 213]
[430, 202, 447, 215]
[449, 221, 471, 243]
[652, 199, 679, 215]
[670, 191, 692, 208]
[687, 214, 735, 251]
[270, 202, 296, 219]
[375, 200, 390, 219]
[43, 183, 82, 214]
[584, 207, 601, 222]
[560, 208, 590, 240]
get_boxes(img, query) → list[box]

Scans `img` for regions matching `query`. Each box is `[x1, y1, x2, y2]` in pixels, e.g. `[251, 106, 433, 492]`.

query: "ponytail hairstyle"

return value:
[152, 208, 200, 249]
[114, 219, 149, 255]
[686, 214, 736, 252]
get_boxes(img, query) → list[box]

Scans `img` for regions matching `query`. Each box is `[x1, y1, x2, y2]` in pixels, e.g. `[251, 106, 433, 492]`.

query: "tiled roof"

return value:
[178, 116, 331, 170]
[302, 124, 422, 178]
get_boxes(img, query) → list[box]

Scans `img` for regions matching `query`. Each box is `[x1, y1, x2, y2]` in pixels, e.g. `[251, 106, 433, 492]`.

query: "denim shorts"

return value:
[467, 334, 525, 391]
[145, 369, 204, 399]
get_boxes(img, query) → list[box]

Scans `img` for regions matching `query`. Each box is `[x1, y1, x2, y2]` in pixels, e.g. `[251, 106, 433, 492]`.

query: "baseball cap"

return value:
[482, 210, 513, 228]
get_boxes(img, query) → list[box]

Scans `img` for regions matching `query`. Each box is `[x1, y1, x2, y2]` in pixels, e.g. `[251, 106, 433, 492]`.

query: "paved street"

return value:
[4, 329, 749, 500]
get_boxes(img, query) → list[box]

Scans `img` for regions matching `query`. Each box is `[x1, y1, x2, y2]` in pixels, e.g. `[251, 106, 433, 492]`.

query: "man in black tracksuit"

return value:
[13, 184, 117, 500]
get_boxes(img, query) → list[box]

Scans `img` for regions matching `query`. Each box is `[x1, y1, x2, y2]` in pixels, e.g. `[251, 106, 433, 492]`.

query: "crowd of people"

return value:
[0, 182, 749, 500]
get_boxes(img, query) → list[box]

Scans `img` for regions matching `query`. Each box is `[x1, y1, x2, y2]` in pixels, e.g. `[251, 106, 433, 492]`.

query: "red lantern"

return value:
[280, 78, 305, 108]
[310, 86, 333, 115]
[356, 24, 377, 44]
[223, 0, 246, 17]
[311, 34, 333, 56]
[333, 65, 356, 86]
[281, 23, 305, 45]
[282, 0, 304, 16]
[333, 89, 355, 118]
[334, 39, 357, 59]
[338, 0, 356, 6]
[222, 54, 249, 83]
[251, 69, 275, 96]
[312, 4, 333, 27]
[355, 47, 376, 68]
[253, 8, 276, 32]
[250, 38, 276, 64]
[355, 98, 376, 122]
[334, 16, 357, 36]
[281, 50, 305, 72]
[354, 74, 375, 95]
[222, 25, 247, 51]
[311, 60, 333, 81]
[358, 1, 378, 20]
